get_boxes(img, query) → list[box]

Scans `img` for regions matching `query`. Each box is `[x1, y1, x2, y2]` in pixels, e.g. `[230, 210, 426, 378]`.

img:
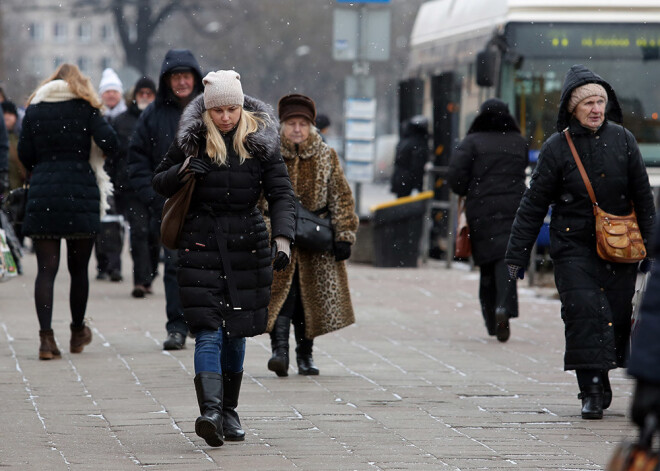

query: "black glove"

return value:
[640, 258, 654, 274]
[631, 380, 660, 428]
[271, 244, 290, 272]
[187, 158, 213, 178]
[507, 264, 525, 280]
[334, 241, 351, 262]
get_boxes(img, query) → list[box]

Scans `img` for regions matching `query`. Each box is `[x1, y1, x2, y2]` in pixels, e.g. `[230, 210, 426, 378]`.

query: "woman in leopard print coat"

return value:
[264, 94, 358, 377]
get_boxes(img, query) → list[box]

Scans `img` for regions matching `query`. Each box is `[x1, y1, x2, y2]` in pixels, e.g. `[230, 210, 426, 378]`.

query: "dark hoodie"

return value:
[127, 49, 203, 215]
[390, 115, 430, 197]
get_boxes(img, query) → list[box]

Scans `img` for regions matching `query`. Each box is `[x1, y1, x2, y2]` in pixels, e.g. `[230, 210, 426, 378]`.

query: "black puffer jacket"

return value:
[128, 49, 203, 218]
[152, 95, 295, 337]
[18, 97, 118, 237]
[448, 99, 528, 266]
[506, 65, 655, 371]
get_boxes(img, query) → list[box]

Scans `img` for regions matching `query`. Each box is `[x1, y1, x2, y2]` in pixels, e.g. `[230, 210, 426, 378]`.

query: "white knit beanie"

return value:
[98, 68, 123, 95]
[203, 70, 244, 109]
[568, 83, 608, 113]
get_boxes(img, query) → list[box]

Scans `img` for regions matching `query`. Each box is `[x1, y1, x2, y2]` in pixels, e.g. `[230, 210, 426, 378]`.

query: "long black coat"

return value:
[629, 215, 660, 383]
[448, 130, 528, 266]
[390, 118, 429, 197]
[506, 65, 655, 371]
[128, 49, 203, 218]
[18, 97, 118, 237]
[105, 102, 141, 197]
[152, 95, 295, 337]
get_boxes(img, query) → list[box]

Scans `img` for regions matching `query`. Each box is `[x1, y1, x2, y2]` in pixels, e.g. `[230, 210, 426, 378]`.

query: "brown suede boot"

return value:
[39, 329, 61, 360]
[70, 324, 92, 353]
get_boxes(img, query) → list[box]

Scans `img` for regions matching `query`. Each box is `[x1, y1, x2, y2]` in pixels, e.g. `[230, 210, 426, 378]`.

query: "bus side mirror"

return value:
[476, 49, 497, 87]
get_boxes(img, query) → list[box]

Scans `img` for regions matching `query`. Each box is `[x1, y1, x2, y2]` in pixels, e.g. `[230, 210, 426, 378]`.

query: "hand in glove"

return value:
[333, 241, 351, 262]
[631, 380, 660, 428]
[507, 264, 525, 280]
[639, 258, 654, 274]
[271, 236, 291, 272]
[186, 158, 213, 178]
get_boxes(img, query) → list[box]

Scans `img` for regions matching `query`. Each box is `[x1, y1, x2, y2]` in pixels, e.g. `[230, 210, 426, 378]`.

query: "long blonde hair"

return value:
[202, 108, 269, 165]
[27, 63, 102, 108]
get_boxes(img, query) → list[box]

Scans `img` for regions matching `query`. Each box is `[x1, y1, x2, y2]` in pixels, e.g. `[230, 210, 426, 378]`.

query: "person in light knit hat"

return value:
[152, 69, 295, 447]
[98, 68, 126, 120]
[506, 64, 655, 421]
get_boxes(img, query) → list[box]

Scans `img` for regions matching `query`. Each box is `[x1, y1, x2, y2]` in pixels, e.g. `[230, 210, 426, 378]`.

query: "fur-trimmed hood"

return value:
[176, 94, 279, 161]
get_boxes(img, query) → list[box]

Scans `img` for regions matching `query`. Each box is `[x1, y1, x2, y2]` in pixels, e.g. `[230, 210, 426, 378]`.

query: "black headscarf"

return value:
[467, 98, 521, 135]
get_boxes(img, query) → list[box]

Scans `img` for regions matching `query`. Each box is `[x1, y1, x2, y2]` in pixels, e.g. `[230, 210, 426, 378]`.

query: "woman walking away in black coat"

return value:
[505, 64, 655, 420]
[448, 99, 528, 342]
[153, 70, 295, 447]
[18, 63, 118, 360]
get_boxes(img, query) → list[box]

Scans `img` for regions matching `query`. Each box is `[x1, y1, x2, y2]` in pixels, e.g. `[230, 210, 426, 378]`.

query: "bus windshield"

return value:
[501, 23, 660, 163]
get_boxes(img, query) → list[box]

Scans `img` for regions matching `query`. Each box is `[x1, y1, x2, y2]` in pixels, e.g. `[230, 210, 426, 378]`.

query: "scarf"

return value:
[30, 80, 113, 218]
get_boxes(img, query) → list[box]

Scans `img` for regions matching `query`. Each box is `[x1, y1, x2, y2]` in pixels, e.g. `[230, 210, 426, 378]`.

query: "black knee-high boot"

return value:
[576, 369, 603, 420]
[602, 370, 612, 410]
[268, 315, 290, 377]
[294, 321, 319, 375]
[194, 372, 224, 446]
[222, 371, 245, 441]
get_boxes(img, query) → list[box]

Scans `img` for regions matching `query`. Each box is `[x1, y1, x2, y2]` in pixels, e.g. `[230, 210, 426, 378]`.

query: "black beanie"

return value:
[1, 101, 17, 116]
[133, 77, 157, 97]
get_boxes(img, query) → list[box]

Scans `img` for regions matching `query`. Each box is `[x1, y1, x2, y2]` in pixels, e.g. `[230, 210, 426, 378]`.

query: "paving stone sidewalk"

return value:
[0, 250, 638, 470]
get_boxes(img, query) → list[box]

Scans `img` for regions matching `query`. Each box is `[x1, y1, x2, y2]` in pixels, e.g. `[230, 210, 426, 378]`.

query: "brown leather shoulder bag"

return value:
[161, 156, 196, 250]
[564, 129, 646, 263]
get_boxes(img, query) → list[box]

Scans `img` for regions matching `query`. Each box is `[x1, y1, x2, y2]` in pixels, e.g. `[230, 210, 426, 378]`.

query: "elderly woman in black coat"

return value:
[153, 70, 295, 447]
[18, 63, 118, 360]
[506, 65, 655, 420]
[448, 99, 528, 342]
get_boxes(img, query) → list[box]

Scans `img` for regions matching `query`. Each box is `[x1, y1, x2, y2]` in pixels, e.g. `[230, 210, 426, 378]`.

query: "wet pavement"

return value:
[0, 247, 637, 470]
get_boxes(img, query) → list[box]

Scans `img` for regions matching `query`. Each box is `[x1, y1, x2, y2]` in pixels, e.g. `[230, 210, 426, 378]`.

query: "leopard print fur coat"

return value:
[264, 131, 359, 338]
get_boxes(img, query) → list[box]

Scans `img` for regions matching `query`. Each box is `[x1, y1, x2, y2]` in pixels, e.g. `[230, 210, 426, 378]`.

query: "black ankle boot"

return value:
[268, 316, 290, 377]
[194, 372, 224, 446]
[295, 329, 319, 375]
[579, 384, 604, 420]
[495, 307, 510, 342]
[222, 371, 245, 441]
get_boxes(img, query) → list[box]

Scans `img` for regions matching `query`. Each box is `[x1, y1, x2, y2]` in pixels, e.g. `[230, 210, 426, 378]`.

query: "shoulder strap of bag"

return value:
[563, 129, 598, 207]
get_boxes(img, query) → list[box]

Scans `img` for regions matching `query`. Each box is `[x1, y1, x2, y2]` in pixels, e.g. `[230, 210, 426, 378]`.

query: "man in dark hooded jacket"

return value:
[128, 49, 204, 350]
[390, 115, 429, 198]
[505, 64, 655, 420]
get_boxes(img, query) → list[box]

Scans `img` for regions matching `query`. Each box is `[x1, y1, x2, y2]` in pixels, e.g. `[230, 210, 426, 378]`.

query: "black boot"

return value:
[268, 316, 290, 377]
[295, 322, 319, 375]
[222, 371, 245, 441]
[194, 372, 224, 447]
[579, 384, 604, 420]
[494, 307, 510, 342]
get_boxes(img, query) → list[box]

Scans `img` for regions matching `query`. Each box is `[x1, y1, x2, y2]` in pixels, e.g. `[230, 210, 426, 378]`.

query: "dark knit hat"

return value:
[316, 113, 330, 130]
[278, 94, 316, 124]
[133, 76, 157, 96]
[1, 101, 17, 116]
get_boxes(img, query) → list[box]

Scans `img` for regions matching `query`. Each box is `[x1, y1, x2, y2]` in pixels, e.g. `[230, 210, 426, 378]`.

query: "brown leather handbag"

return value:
[564, 130, 646, 264]
[161, 157, 196, 250]
[455, 197, 471, 259]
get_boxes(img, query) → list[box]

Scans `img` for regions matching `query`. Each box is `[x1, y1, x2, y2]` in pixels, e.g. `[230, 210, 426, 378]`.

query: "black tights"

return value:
[33, 238, 95, 331]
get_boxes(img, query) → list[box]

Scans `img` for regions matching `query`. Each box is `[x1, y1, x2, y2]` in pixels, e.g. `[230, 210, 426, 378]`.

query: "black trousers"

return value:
[479, 258, 518, 332]
[118, 193, 160, 287]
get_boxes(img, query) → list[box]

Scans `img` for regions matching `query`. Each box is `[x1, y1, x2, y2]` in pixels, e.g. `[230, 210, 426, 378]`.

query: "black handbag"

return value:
[3, 185, 28, 229]
[294, 199, 334, 252]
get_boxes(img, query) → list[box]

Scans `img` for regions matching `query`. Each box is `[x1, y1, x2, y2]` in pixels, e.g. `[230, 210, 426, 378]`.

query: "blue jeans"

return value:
[194, 328, 246, 375]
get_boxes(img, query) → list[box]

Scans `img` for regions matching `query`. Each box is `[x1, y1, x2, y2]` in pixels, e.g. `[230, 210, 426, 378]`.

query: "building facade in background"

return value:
[1, 1, 125, 104]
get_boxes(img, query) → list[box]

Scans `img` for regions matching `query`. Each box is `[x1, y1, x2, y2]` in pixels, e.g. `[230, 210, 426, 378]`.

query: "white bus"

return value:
[407, 0, 660, 169]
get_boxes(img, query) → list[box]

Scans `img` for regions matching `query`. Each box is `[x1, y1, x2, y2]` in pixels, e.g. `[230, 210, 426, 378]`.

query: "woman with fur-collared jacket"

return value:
[505, 64, 655, 420]
[153, 71, 295, 447]
[263, 94, 359, 378]
[18, 63, 118, 361]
